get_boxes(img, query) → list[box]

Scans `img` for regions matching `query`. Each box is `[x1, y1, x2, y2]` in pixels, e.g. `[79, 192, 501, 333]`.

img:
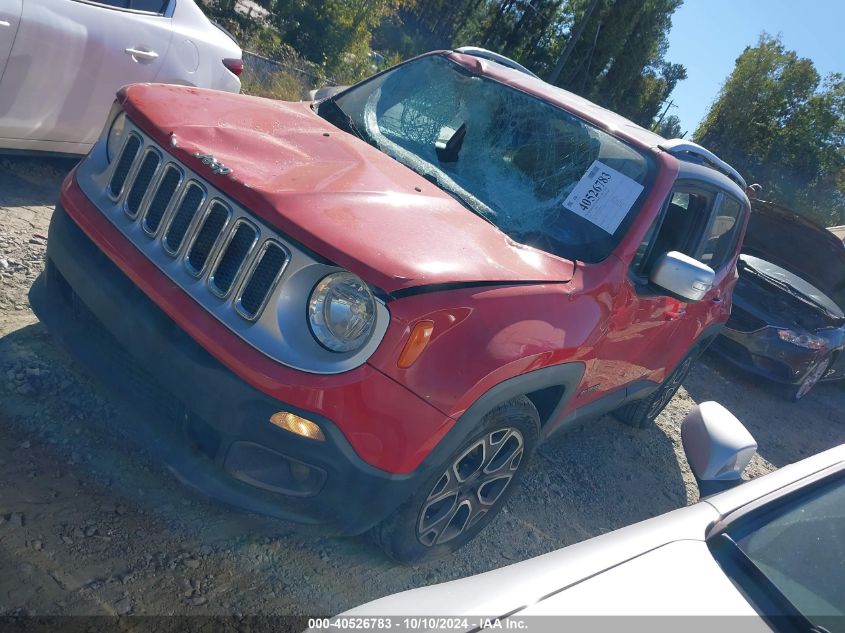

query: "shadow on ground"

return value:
[684, 351, 845, 468]
[0, 318, 692, 614]
[0, 156, 76, 207]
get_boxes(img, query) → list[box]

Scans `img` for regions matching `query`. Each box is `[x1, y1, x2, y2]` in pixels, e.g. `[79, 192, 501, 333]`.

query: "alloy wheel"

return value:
[795, 357, 831, 400]
[417, 427, 524, 547]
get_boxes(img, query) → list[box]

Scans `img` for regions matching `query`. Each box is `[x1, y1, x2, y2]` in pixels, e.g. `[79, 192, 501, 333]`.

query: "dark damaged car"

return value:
[713, 200, 845, 400]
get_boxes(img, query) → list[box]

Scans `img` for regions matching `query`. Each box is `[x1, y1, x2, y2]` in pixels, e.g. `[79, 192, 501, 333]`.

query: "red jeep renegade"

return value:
[31, 50, 750, 561]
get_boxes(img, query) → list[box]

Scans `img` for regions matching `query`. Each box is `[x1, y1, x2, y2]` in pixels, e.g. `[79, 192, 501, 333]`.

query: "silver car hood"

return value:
[349, 503, 721, 617]
[347, 445, 845, 620]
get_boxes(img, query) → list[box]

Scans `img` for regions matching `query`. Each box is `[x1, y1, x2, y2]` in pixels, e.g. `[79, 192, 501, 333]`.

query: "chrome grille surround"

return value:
[75, 119, 389, 374]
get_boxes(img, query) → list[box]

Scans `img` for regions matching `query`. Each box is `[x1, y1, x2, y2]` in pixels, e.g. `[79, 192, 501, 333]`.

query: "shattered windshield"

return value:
[320, 54, 653, 262]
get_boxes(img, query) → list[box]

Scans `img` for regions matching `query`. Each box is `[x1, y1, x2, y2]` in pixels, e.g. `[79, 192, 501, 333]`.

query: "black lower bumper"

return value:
[29, 205, 418, 535]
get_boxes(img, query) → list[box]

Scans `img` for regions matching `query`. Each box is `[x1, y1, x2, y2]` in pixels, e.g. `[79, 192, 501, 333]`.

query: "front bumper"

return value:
[30, 205, 425, 534]
[712, 325, 835, 386]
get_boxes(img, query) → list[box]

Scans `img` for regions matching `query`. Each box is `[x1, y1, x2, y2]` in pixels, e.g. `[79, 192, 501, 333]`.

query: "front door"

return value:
[592, 186, 722, 395]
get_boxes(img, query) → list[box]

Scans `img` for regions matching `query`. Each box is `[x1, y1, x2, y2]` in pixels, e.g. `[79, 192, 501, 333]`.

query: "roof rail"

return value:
[658, 139, 747, 190]
[453, 47, 539, 79]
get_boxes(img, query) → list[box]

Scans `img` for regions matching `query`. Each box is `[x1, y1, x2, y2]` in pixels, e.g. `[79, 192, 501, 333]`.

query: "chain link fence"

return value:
[241, 51, 339, 101]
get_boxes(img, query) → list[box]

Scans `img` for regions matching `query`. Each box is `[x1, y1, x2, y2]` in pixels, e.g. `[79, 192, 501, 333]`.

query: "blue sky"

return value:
[664, 0, 845, 137]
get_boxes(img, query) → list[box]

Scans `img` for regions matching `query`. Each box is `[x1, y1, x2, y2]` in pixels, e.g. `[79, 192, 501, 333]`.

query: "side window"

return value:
[633, 189, 713, 275]
[129, 0, 169, 13]
[74, 0, 169, 14]
[698, 196, 744, 271]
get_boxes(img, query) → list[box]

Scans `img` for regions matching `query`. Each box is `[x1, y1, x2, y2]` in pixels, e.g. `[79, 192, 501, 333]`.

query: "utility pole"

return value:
[652, 99, 675, 131]
[547, 0, 601, 85]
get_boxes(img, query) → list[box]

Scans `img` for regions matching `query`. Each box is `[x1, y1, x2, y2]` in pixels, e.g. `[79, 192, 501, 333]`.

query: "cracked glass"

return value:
[324, 55, 654, 262]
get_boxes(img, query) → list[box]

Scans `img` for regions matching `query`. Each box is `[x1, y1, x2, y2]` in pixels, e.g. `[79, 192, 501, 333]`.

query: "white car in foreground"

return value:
[341, 403, 843, 631]
[0, 0, 241, 155]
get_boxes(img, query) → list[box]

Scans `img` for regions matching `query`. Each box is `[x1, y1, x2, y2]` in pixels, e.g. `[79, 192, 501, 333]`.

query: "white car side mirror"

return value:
[681, 401, 757, 496]
[651, 251, 715, 302]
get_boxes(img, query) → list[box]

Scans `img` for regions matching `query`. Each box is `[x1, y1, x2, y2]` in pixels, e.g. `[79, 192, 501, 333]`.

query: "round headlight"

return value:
[308, 272, 376, 353]
[106, 112, 128, 162]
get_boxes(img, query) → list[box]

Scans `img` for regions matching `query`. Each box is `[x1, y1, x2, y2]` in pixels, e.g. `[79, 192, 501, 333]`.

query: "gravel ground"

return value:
[0, 156, 843, 617]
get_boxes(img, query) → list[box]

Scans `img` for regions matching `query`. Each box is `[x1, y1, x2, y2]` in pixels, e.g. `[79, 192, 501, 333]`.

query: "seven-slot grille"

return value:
[107, 133, 288, 320]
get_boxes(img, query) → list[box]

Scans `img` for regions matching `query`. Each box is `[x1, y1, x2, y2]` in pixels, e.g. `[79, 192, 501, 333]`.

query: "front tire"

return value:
[371, 396, 540, 563]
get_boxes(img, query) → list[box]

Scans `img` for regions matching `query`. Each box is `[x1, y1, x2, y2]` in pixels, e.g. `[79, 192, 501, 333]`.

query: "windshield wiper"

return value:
[741, 261, 831, 315]
[421, 173, 497, 227]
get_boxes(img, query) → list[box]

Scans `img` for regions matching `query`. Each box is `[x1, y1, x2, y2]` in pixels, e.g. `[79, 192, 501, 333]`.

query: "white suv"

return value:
[0, 0, 241, 156]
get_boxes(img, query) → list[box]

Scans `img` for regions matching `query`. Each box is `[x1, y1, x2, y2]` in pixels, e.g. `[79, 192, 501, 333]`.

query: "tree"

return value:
[275, 0, 404, 80]
[545, 0, 685, 125]
[654, 113, 682, 139]
[696, 34, 845, 226]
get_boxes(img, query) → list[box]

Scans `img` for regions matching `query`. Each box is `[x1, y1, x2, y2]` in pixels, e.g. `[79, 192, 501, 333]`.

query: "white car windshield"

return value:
[729, 475, 845, 621]
[320, 55, 654, 263]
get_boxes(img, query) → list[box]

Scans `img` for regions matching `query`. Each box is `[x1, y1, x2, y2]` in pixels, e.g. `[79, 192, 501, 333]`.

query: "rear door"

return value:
[0, 0, 22, 82]
[0, 0, 174, 148]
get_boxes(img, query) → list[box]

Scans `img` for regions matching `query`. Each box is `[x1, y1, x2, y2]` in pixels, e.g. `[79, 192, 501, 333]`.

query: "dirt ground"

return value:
[1, 155, 843, 617]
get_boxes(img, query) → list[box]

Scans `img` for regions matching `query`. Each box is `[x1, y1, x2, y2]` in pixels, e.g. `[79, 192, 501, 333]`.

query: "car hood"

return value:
[117, 84, 575, 294]
[349, 532, 759, 620]
[743, 200, 845, 310]
[345, 503, 721, 619]
[343, 446, 845, 625]
[516, 540, 758, 617]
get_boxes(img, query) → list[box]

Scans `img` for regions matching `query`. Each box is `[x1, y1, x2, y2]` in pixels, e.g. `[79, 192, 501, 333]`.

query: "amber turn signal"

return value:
[398, 320, 435, 368]
[270, 412, 325, 441]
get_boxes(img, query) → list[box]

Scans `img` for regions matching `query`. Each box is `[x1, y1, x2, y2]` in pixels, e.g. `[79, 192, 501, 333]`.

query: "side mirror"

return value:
[650, 251, 715, 302]
[681, 401, 757, 497]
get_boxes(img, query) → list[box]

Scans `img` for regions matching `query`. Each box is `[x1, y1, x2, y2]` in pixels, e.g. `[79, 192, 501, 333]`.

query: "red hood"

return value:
[117, 84, 574, 293]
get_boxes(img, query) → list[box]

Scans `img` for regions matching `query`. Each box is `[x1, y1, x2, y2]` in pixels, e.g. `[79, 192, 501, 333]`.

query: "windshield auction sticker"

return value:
[562, 160, 645, 234]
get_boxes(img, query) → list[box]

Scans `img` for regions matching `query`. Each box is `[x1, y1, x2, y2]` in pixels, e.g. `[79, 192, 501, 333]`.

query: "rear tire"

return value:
[371, 396, 540, 563]
[615, 350, 698, 429]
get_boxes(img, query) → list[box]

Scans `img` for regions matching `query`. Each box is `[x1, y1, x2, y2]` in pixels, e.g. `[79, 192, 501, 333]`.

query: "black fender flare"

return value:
[413, 362, 585, 476]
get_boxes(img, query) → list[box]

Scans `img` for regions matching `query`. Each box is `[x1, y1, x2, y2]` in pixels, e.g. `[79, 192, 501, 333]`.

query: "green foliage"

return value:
[274, 0, 402, 82]
[654, 113, 683, 139]
[550, 0, 685, 125]
[240, 65, 309, 101]
[695, 34, 845, 226]
[375, 0, 685, 126]
[206, 0, 686, 128]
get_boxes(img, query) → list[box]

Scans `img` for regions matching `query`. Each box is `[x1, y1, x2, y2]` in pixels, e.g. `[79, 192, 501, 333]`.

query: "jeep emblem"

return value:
[193, 152, 232, 176]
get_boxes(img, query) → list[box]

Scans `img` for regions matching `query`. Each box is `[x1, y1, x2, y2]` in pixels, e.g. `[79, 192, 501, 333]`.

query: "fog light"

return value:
[289, 462, 312, 482]
[270, 412, 325, 441]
